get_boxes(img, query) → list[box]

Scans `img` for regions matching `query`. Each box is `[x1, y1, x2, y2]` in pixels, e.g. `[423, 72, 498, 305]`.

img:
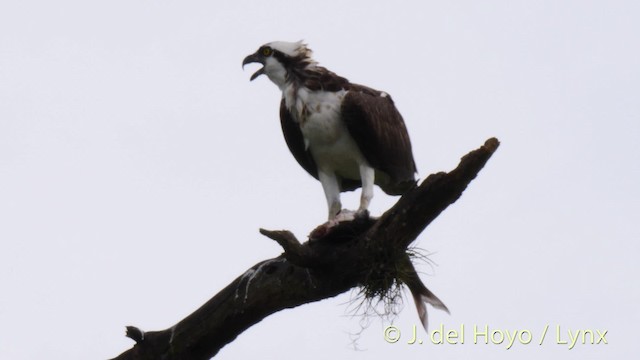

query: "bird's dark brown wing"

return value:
[341, 84, 417, 194]
[280, 99, 319, 180]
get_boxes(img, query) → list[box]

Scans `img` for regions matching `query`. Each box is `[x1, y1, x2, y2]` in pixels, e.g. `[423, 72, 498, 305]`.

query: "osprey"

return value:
[243, 41, 417, 221]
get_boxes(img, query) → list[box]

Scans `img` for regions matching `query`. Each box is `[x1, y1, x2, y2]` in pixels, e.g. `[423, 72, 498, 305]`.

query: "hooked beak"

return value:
[242, 52, 265, 81]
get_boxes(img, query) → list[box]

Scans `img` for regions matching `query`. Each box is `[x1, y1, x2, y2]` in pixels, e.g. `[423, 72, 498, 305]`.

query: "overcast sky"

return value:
[1, 1, 638, 359]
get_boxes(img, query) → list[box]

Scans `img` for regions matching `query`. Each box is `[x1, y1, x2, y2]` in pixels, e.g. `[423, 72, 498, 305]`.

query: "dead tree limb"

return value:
[111, 137, 499, 360]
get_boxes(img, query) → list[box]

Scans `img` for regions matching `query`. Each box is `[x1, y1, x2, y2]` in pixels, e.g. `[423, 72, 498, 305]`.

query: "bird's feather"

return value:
[280, 98, 362, 191]
[340, 85, 417, 195]
[279, 99, 319, 180]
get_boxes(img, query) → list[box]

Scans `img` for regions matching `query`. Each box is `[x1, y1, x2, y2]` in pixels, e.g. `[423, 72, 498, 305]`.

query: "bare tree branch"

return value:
[110, 137, 499, 360]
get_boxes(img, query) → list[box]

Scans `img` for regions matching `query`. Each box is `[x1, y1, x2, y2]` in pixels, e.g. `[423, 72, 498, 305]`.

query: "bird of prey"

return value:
[242, 41, 417, 221]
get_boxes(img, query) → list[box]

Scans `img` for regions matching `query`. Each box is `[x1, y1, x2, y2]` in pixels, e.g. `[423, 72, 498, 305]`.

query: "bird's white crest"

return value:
[266, 40, 312, 58]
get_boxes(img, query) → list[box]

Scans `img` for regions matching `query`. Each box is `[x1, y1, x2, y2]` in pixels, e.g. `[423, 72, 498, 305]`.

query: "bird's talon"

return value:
[334, 209, 355, 223]
[355, 209, 370, 220]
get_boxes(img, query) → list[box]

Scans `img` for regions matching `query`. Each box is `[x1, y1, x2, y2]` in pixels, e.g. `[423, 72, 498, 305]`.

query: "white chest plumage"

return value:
[283, 85, 366, 176]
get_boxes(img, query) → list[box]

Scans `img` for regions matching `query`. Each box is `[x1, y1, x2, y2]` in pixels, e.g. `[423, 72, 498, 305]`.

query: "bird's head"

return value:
[242, 41, 315, 89]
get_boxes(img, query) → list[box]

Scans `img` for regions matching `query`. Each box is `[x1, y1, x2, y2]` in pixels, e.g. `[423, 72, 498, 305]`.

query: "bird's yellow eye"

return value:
[262, 47, 272, 56]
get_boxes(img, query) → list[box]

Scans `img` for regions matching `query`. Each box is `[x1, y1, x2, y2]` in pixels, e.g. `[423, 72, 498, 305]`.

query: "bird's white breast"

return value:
[284, 86, 366, 178]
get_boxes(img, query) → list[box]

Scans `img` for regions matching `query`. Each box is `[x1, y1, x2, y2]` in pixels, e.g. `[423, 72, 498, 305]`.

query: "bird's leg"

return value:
[356, 164, 375, 218]
[318, 171, 342, 220]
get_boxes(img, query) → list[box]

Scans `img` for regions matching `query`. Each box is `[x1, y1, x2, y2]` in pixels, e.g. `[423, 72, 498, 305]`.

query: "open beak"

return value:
[242, 52, 265, 81]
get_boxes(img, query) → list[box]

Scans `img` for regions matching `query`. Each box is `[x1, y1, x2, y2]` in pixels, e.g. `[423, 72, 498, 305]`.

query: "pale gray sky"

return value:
[1, 1, 638, 359]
